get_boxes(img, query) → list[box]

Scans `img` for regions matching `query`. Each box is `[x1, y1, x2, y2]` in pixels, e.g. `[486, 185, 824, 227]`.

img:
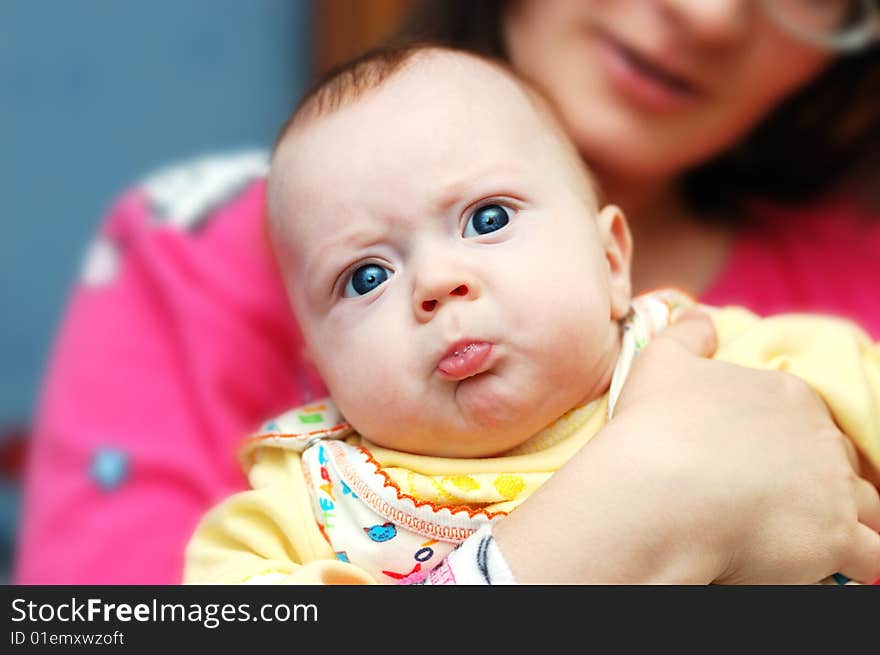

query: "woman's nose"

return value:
[413, 271, 480, 321]
[659, 0, 751, 46]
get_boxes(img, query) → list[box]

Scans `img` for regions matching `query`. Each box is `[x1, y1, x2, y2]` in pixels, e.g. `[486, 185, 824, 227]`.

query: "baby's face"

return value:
[269, 53, 631, 457]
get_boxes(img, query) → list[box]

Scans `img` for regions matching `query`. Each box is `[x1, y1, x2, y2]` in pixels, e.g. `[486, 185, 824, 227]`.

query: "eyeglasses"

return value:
[762, 0, 880, 52]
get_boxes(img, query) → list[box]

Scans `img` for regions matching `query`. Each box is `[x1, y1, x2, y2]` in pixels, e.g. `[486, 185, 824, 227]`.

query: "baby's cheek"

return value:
[324, 342, 421, 435]
[546, 301, 612, 380]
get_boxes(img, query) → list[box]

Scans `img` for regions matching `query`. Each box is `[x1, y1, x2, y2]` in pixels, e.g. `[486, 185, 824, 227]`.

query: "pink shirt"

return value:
[702, 202, 880, 339]
[14, 158, 880, 583]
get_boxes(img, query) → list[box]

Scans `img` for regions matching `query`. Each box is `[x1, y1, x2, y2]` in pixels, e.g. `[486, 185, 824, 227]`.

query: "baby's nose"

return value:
[414, 270, 480, 322]
[421, 284, 470, 313]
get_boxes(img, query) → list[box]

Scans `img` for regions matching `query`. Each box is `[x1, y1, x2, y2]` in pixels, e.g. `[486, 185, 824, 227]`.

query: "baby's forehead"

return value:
[274, 55, 540, 183]
[288, 50, 548, 146]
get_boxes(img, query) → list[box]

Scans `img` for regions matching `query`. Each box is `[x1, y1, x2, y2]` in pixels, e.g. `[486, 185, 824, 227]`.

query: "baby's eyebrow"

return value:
[303, 225, 388, 291]
[432, 163, 529, 213]
[433, 177, 471, 215]
[303, 245, 352, 290]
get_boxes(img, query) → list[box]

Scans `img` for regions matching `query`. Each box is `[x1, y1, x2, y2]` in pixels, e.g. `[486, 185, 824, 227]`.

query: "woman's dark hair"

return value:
[391, 0, 880, 222]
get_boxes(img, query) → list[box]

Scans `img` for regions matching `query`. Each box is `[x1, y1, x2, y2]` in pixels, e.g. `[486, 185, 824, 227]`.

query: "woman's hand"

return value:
[493, 312, 880, 584]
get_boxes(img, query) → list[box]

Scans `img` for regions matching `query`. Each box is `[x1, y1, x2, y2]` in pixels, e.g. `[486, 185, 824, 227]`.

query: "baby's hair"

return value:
[272, 42, 601, 203]
[273, 43, 425, 149]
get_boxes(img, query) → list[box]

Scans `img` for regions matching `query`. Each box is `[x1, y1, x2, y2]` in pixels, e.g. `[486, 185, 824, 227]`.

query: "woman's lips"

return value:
[595, 32, 702, 112]
[437, 341, 493, 381]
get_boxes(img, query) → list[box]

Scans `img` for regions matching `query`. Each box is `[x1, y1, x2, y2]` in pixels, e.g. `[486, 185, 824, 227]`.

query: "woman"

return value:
[14, 0, 880, 584]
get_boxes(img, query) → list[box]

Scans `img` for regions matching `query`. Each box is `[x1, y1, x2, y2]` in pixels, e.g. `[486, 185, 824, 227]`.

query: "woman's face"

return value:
[504, 0, 836, 181]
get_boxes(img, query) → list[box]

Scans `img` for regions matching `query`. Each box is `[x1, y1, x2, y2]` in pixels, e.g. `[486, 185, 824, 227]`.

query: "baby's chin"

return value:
[356, 383, 563, 458]
[450, 370, 571, 448]
[362, 427, 534, 459]
[349, 403, 541, 459]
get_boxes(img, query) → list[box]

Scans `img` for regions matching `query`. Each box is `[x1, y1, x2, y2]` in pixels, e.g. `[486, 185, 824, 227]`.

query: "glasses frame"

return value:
[762, 0, 880, 52]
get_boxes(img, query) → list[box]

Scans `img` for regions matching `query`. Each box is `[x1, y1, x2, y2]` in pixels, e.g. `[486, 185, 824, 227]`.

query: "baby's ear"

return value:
[597, 205, 632, 320]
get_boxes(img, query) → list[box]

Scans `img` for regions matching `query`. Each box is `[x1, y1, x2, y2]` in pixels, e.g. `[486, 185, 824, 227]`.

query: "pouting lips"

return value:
[437, 341, 493, 381]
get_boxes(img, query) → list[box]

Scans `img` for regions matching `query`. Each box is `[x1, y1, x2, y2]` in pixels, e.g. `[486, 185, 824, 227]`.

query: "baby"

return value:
[184, 45, 880, 585]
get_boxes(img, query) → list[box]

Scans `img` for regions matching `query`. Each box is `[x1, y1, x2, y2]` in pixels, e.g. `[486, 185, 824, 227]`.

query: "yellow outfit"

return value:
[184, 290, 880, 585]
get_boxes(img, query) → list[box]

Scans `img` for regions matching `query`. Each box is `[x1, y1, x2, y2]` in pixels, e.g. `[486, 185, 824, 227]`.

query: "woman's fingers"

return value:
[608, 316, 879, 585]
[839, 523, 880, 584]
[839, 436, 861, 475]
[837, 476, 880, 584]
[858, 452, 880, 487]
[854, 476, 880, 534]
[661, 309, 718, 358]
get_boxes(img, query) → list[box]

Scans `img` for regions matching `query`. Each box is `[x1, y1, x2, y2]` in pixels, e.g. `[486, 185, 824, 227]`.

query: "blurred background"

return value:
[0, 0, 412, 583]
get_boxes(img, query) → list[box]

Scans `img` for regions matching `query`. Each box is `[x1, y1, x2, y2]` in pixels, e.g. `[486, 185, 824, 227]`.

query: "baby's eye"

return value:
[343, 263, 392, 297]
[463, 204, 511, 237]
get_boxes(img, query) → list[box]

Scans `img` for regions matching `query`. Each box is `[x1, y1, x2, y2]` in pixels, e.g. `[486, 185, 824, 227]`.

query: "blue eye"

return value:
[343, 263, 391, 297]
[463, 204, 511, 237]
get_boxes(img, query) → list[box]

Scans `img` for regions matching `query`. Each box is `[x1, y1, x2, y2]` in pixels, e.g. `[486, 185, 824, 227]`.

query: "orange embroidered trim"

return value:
[327, 442, 508, 541]
[240, 423, 352, 448]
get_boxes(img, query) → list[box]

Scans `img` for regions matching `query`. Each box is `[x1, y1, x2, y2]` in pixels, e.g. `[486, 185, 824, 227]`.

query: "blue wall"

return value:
[0, 0, 313, 426]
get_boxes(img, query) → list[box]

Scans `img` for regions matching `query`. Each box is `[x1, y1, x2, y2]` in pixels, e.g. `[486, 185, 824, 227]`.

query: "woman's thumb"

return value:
[659, 308, 718, 358]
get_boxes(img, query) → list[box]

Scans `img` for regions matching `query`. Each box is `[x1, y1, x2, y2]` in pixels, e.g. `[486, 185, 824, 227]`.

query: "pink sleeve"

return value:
[14, 154, 325, 583]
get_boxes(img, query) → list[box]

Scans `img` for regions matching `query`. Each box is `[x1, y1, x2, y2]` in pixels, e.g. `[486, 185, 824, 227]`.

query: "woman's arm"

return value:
[492, 313, 880, 584]
[14, 156, 324, 584]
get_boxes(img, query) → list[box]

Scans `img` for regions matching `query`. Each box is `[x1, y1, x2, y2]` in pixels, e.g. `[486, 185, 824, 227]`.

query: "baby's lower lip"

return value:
[437, 342, 493, 381]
